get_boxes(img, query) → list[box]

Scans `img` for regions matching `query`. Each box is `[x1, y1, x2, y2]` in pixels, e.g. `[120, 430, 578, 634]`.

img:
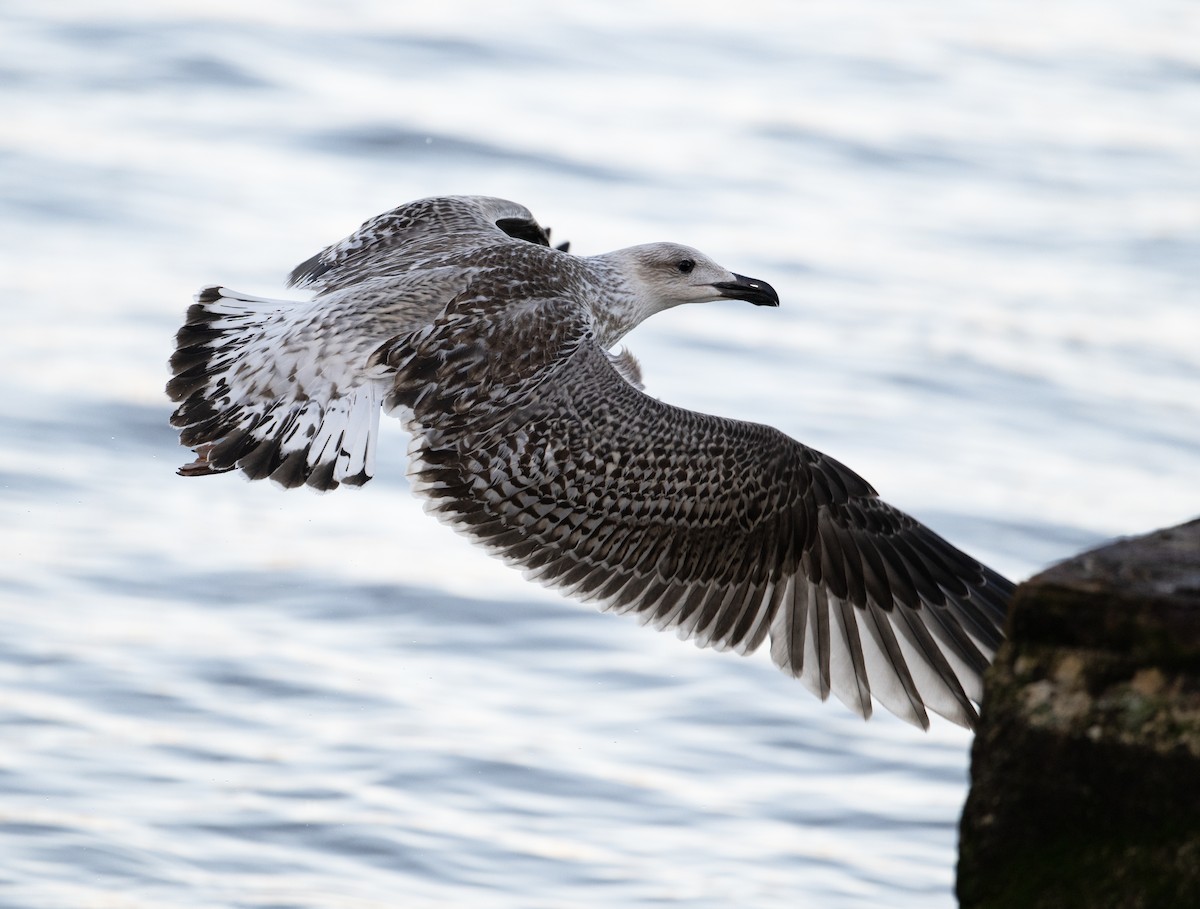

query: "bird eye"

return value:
[677, 258, 695, 274]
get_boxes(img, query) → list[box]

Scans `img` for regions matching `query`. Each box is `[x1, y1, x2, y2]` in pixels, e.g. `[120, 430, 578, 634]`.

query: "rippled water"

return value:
[2, 2, 1198, 907]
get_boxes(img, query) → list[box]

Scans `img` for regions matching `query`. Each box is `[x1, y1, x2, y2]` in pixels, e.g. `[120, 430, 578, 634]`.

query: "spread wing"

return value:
[379, 291, 1012, 729]
[287, 195, 561, 293]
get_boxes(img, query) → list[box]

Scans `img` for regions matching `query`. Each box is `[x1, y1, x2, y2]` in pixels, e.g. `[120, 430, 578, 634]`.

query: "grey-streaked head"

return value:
[588, 242, 779, 343]
[628, 243, 779, 308]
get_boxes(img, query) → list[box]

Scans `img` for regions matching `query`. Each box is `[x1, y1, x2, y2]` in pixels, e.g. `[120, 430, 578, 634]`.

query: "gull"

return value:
[168, 195, 1012, 729]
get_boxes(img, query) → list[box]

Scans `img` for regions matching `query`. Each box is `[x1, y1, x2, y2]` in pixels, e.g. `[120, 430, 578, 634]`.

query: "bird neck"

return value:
[581, 252, 663, 347]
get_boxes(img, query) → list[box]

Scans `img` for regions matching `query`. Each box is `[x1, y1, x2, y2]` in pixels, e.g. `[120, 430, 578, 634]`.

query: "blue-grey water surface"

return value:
[1, 2, 1198, 907]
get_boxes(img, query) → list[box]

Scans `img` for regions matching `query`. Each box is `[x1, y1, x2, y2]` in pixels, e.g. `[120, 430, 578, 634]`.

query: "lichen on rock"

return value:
[958, 518, 1200, 909]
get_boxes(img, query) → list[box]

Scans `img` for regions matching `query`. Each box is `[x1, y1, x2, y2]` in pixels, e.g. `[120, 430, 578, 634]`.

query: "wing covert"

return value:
[384, 294, 1012, 729]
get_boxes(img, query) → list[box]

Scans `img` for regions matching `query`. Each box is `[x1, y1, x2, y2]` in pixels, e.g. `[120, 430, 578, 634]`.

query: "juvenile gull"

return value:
[168, 195, 1012, 730]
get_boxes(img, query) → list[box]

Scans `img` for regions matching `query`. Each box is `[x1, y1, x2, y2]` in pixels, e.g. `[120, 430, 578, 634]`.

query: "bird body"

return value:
[168, 195, 1012, 730]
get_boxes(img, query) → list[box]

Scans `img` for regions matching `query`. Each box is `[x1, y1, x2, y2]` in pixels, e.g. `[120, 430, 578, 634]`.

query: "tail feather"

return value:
[168, 285, 383, 491]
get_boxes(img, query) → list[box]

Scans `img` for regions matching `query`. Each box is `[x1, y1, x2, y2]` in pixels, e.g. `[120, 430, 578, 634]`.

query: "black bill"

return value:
[711, 273, 780, 307]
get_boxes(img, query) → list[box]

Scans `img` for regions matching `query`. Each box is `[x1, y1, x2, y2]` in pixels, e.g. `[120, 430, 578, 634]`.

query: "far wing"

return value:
[287, 196, 559, 292]
[381, 293, 1012, 729]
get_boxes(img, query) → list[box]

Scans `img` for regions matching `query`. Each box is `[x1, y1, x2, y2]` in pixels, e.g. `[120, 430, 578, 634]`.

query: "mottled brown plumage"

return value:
[168, 195, 1012, 729]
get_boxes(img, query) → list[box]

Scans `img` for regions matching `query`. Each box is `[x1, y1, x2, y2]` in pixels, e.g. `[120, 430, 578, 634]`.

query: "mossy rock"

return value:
[958, 519, 1200, 909]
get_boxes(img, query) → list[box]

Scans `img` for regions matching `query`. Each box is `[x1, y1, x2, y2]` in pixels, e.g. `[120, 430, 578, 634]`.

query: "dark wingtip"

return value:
[495, 217, 552, 247]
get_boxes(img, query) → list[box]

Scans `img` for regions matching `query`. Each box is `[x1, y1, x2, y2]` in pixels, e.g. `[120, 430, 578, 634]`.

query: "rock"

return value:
[958, 518, 1200, 909]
